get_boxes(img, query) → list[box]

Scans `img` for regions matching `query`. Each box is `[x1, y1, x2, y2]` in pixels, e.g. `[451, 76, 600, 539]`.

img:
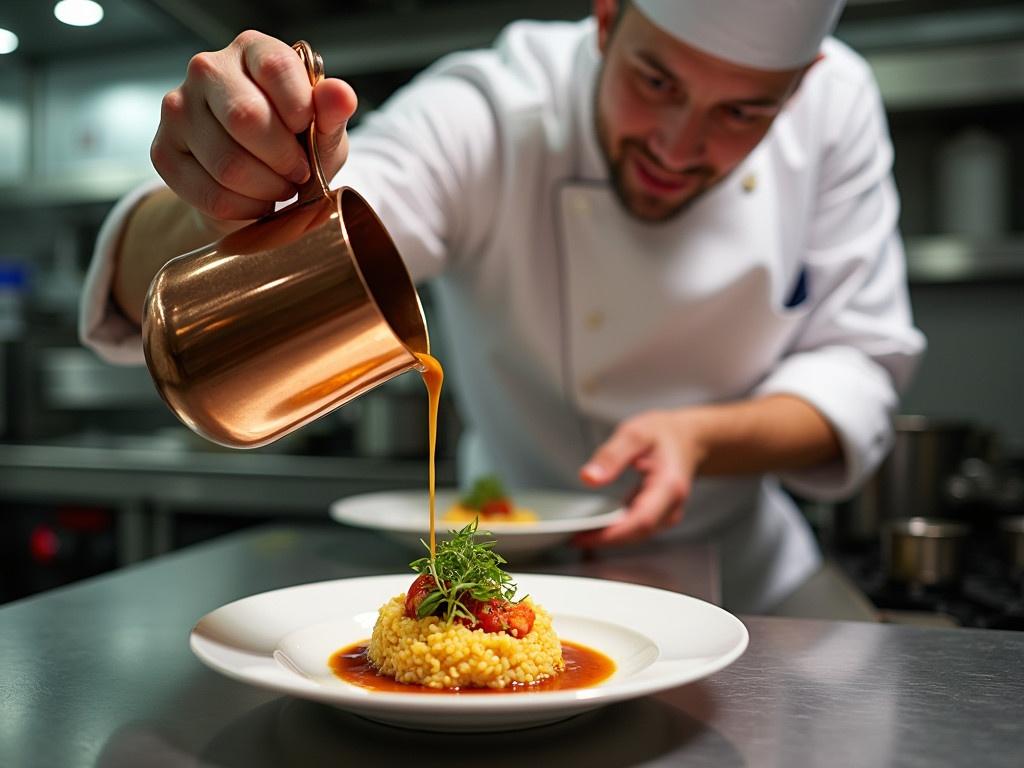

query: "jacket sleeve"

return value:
[78, 72, 500, 365]
[78, 177, 164, 365]
[335, 73, 501, 282]
[754, 72, 926, 501]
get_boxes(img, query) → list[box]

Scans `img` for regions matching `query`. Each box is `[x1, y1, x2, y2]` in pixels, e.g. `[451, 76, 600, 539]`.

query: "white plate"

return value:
[190, 574, 748, 732]
[329, 490, 626, 560]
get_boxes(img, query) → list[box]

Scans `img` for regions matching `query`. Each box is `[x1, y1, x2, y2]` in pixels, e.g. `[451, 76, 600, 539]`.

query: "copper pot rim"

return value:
[330, 186, 429, 361]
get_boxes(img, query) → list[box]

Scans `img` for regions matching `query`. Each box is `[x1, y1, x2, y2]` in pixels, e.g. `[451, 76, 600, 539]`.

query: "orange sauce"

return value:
[415, 352, 443, 558]
[329, 640, 615, 693]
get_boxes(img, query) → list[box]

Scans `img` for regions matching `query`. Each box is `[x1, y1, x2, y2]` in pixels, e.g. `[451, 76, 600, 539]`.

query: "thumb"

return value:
[312, 77, 358, 178]
[580, 425, 650, 487]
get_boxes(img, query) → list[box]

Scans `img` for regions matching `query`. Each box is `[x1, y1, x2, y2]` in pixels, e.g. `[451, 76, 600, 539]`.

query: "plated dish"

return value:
[189, 572, 749, 732]
[329, 489, 626, 560]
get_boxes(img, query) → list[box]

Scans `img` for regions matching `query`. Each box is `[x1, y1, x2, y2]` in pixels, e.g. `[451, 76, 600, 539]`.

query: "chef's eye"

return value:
[635, 69, 674, 97]
[644, 74, 670, 91]
[721, 105, 758, 124]
[719, 105, 775, 128]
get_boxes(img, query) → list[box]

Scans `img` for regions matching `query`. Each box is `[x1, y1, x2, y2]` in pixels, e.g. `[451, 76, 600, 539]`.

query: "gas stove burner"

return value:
[836, 549, 1024, 631]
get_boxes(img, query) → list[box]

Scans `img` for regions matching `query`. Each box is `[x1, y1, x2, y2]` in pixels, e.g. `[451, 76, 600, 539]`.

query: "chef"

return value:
[80, 0, 926, 613]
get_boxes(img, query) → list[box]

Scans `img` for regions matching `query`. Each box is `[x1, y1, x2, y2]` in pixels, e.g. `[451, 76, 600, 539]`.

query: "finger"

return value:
[576, 451, 689, 547]
[312, 78, 357, 178]
[580, 423, 652, 486]
[238, 32, 316, 135]
[315, 78, 358, 131]
[153, 142, 276, 221]
[187, 102, 298, 202]
[188, 48, 310, 184]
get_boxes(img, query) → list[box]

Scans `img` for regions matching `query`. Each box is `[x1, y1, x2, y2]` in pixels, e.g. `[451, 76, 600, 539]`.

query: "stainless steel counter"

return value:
[1, 525, 1020, 768]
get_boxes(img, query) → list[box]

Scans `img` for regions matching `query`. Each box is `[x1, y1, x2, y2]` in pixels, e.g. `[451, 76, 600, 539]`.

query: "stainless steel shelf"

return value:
[905, 235, 1024, 284]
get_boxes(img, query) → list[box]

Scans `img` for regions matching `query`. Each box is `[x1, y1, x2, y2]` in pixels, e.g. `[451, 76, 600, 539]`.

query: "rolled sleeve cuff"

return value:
[753, 346, 897, 501]
[78, 179, 166, 366]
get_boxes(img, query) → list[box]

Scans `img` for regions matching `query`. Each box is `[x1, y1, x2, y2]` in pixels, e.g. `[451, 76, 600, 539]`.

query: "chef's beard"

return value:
[594, 62, 719, 222]
[607, 140, 717, 222]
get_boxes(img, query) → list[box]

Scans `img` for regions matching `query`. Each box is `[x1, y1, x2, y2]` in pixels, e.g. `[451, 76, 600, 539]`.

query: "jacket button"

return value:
[581, 377, 599, 395]
[585, 310, 605, 330]
[572, 194, 591, 215]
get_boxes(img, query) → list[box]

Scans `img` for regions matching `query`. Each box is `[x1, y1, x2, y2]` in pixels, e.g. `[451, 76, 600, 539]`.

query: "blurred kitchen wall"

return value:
[0, 0, 1021, 452]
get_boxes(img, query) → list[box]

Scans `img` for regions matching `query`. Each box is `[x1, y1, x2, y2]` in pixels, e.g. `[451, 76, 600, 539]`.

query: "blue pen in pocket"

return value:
[784, 266, 809, 309]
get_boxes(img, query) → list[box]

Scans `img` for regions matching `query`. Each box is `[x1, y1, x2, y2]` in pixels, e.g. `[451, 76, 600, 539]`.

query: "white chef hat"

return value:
[632, 0, 846, 71]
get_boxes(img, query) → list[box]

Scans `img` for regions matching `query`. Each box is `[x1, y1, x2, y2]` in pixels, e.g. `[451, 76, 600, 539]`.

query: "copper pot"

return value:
[142, 42, 428, 448]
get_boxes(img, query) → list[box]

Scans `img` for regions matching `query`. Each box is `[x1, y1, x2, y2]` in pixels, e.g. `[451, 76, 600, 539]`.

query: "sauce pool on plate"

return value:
[330, 640, 615, 693]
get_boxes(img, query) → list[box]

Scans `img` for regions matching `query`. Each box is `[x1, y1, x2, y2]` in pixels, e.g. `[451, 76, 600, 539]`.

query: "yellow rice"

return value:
[443, 504, 538, 524]
[367, 594, 564, 689]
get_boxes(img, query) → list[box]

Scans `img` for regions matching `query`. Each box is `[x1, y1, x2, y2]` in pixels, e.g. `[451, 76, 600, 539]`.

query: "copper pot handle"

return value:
[292, 40, 332, 204]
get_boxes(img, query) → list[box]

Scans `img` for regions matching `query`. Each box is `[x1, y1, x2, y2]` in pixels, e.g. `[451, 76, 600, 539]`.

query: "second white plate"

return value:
[329, 490, 625, 560]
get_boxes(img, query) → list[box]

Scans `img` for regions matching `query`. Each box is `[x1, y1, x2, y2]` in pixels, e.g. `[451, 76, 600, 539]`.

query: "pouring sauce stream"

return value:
[415, 352, 443, 558]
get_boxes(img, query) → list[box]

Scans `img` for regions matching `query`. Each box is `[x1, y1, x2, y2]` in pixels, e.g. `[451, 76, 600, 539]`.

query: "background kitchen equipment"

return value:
[937, 127, 1010, 240]
[828, 417, 1024, 630]
[0, 504, 117, 603]
[999, 517, 1024, 578]
[834, 415, 994, 547]
[882, 517, 970, 588]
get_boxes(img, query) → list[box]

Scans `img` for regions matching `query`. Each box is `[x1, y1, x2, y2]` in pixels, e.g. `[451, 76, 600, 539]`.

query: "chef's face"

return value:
[594, 1, 812, 222]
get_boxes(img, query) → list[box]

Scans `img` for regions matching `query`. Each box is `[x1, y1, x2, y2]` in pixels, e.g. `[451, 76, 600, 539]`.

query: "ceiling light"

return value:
[0, 29, 19, 55]
[54, 0, 105, 27]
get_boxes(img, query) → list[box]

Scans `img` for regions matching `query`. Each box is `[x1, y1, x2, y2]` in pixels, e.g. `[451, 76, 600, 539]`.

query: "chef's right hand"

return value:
[151, 30, 358, 224]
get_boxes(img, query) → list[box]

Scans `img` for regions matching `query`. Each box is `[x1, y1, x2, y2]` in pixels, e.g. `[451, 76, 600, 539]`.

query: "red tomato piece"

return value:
[459, 597, 535, 637]
[505, 602, 535, 638]
[404, 574, 438, 619]
[480, 499, 512, 518]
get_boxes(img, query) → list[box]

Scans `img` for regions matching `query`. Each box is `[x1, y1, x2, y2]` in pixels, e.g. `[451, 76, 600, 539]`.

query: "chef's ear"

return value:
[593, 0, 621, 54]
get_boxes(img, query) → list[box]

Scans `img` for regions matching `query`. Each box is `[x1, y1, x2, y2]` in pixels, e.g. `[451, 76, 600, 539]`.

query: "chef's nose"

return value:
[650, 108, 708, 171]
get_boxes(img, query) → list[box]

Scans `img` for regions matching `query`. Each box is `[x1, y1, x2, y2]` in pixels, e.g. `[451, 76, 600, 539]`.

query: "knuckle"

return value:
[159, 89, 186, 121]
[222, 97, 263, 134]
[233, 29, 264, 49]
[255, 49, 297, 84]
[211, 151, 249, 188]
[149, 137, 173, 176]
[202, 187, 233, 221]
[186, 51, 217, 80]
[665, 475, 688, 499]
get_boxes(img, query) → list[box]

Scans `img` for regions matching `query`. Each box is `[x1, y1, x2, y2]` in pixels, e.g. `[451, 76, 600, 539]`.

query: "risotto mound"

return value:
[367, 594, 564, 689]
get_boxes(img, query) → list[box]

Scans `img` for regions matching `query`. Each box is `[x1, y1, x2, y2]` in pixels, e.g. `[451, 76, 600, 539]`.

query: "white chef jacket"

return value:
[80, 18, 925, 613]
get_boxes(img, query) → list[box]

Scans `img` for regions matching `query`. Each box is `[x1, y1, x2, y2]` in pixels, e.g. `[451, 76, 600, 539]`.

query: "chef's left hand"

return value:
[574, 409, 708, 547]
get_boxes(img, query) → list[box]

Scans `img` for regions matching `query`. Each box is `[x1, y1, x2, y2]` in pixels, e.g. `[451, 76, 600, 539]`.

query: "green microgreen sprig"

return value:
[459, 475, 507, 510]
[409, 519, 521, 625]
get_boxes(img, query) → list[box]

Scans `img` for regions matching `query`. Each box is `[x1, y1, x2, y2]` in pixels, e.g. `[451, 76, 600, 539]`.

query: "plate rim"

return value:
[189, 573, 748, 715]
[328, 490, 627, 534]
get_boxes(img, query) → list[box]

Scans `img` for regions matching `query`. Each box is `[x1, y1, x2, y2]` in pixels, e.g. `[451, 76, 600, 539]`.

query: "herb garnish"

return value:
[459, 475, 507, 510]
[409, 519, 522, 624]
